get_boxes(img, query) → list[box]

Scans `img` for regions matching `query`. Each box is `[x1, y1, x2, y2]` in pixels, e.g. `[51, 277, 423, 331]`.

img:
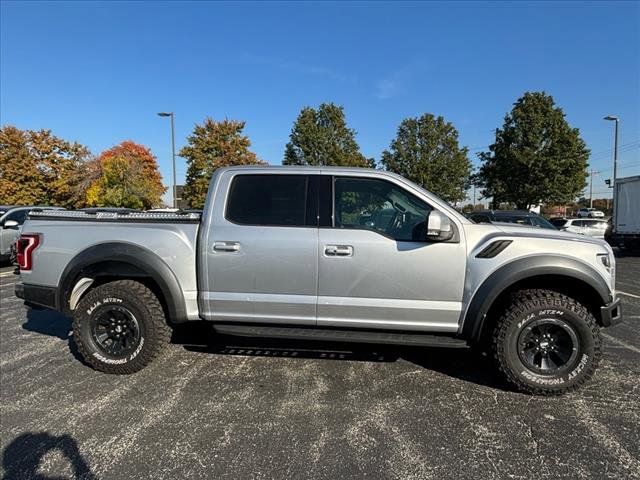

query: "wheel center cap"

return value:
[115, 325, 123, 333]
[539, 340, 549, 349]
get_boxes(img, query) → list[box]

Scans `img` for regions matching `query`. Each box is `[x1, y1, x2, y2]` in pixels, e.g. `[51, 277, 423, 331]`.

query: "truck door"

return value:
[316, 175, 466, 332]
[199, 172, 320, 325]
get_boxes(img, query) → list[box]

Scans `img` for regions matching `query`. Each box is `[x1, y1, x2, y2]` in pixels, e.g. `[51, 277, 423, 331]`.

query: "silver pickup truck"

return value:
[15, 166, 622, 395]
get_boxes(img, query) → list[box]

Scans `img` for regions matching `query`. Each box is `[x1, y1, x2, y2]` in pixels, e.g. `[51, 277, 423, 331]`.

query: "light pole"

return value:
[604, 115, 619, 224]
[589, 169, 599, 208]
[158, 112, 177, 208]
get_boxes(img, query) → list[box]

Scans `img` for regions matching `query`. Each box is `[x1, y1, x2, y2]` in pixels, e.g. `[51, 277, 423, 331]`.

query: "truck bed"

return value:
[21, 210, 201, 320]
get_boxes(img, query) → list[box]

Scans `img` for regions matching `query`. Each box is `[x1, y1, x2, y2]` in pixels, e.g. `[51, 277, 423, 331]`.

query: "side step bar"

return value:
[213, 324, 468, 348]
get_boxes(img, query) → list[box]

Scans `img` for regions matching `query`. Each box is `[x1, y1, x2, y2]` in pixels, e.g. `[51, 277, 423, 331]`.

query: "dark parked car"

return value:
[468, 210, 557, 230]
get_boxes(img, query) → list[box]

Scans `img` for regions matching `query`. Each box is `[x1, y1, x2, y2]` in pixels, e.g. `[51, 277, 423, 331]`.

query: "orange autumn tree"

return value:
[86, 141, 166, 209]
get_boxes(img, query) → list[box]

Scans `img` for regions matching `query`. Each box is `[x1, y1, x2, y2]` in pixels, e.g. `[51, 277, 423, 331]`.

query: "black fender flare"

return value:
[461, 255, 611, 343]
[57, 242, 187, 322]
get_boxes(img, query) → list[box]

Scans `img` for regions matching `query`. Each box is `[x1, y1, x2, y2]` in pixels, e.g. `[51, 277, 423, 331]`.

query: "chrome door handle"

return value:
[324, 245, 353, 256]
[213, 241, 241, 252]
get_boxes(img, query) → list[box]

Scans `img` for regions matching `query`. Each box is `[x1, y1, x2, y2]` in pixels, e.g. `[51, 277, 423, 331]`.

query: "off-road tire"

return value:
[492, 289, 602, 395]
[73, 280, 171, 374]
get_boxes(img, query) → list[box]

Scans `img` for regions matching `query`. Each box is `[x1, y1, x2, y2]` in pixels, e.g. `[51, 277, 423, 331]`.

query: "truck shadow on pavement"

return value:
[22, 309, 91, 368]
[20, 310, 511, 393]
[2, 432, 96, 480]
[176, 323, 512, 392]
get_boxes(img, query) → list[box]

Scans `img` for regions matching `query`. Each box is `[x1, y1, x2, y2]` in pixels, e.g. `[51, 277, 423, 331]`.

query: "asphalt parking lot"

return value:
[1, 254, 639, 480]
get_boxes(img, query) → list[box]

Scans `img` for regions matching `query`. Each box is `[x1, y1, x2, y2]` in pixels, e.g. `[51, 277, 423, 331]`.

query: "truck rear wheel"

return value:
[73, 280, 171, 374]
[491, 289, 602, 395]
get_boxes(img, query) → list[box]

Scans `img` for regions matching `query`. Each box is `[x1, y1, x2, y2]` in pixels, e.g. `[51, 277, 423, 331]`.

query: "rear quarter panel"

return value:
[20, 220, 200, 319]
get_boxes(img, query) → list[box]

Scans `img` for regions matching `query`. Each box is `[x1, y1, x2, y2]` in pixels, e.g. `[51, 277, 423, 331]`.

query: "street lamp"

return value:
[603, 115, 619, 225]
[157, 112, 177, 208]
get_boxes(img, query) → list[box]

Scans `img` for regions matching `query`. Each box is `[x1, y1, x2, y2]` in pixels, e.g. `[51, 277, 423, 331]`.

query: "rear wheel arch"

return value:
[462, 256, 611, 344]
[58, 242, 187, 323]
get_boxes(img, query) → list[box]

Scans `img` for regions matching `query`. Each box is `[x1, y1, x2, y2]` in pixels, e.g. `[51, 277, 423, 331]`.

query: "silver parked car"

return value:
[550, 218, 608, 239]
[0, 206, 64, 262]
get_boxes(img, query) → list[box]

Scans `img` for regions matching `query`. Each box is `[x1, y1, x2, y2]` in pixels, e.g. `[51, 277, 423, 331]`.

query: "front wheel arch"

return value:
[462, 258, 611, 345]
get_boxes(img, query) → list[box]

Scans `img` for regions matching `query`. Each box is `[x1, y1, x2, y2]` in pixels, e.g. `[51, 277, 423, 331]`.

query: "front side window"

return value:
[334, 177, 432, 241]
[226, 175, 308, 226]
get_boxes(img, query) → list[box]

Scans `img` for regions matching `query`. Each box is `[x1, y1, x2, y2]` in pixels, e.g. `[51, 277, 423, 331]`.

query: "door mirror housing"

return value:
[426, 211, 454, 242]
[3, 220, 19, 229]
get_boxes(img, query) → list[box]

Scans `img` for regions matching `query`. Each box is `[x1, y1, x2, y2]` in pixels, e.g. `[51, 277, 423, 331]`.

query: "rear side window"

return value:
[226, 175, 308, 227]
[550, 218, 567, 227]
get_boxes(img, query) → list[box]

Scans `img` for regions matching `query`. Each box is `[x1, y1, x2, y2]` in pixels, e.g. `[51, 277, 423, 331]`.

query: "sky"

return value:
[1, 1, 639, 204]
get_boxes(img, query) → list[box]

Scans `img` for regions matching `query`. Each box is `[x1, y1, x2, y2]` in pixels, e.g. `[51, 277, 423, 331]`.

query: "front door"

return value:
[200, 172, 319, 325]
[317, 175, 466, 332]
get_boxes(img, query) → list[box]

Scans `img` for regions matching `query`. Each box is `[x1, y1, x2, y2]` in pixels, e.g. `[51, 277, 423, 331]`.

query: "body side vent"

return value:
[476, 240, 513, 259]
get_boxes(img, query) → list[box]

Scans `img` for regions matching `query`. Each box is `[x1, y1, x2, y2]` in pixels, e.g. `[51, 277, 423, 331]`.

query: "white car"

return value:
[550, 218, 608, 238]
[577, 207, 605, 218]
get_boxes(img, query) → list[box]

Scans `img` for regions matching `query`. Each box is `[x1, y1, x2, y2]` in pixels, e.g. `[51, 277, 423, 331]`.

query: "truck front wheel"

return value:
[492, 289, 602, 395]
[73, 280, 171, 374]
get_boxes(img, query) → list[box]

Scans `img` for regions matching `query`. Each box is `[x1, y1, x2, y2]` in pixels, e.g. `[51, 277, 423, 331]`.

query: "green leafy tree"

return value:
[475, 92, 589, 209]
[284, 103, 374, 167]
[86, 141, 166, 209]
[0, 126, 91, 207]
[380, 114, 471, 204]
[181, 118, 263, 208]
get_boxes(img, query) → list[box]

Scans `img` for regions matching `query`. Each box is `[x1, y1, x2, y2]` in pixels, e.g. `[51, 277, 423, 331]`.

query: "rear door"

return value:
[199, 171, 320, 325]
[316, 174, 466, 332]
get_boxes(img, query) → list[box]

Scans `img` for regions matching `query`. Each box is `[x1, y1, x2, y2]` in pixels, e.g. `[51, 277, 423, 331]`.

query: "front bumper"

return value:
[15, 282, 58, 311]
[601, 297, 622, 327]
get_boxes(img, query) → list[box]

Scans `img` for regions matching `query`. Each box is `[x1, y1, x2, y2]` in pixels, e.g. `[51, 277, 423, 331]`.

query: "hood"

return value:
[493, 223, 609, 248]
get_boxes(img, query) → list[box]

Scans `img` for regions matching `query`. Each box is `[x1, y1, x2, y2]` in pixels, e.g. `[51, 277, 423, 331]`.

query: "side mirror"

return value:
[426, 211, 454, 242]
[3, 220, 19, 229]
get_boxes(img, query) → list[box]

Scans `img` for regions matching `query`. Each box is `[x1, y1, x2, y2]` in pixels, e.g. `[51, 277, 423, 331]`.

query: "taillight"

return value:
[16, 234, 40, 271]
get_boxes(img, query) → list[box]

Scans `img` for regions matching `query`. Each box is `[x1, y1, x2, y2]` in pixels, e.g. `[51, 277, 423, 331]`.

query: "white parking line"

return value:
[0, 271, 15, 278]
[603, 333, 640, 354]
[618, 291, 640, 300]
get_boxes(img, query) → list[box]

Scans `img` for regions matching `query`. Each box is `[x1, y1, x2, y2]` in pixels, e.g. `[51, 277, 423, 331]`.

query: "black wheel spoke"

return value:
[91, 306, 140, 357]
[517, 318, 579, 375]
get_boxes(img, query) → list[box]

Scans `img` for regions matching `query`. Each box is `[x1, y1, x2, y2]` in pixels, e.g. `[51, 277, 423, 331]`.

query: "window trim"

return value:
[223, 173, 314, 228]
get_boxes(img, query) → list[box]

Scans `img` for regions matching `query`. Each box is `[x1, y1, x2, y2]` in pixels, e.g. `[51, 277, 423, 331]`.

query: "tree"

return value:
[475, 92, 589, 209]
[284, 103, 374, 167]
[86, 141, 166, 209]
[380, 114, 471, 204]
[181, 118, 263, 208]
[0, 126, 91, 207]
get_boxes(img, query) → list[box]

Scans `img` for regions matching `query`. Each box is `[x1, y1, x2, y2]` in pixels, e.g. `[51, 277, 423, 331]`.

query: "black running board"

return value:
[213, 324, 468, 348]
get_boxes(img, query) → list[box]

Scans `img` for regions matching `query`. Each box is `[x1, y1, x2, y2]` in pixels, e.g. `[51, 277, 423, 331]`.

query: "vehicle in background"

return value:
[468, 210, 557, 230]
[0, 205, 16, 217]
[0, 206, 65, 263]
[577, 208, 605, 218]
[550, 218, 608, 238]
[606, 175, 640, 251]
[15, 166, 621, 396]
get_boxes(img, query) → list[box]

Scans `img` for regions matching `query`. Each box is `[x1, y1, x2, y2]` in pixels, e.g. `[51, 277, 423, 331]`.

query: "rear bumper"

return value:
[15, 282, 58, 310]
[601, 297, 622, 327]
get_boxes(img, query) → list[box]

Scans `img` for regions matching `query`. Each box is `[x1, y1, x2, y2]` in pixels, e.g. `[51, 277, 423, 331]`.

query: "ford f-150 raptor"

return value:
[15, 166, 622, 395]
